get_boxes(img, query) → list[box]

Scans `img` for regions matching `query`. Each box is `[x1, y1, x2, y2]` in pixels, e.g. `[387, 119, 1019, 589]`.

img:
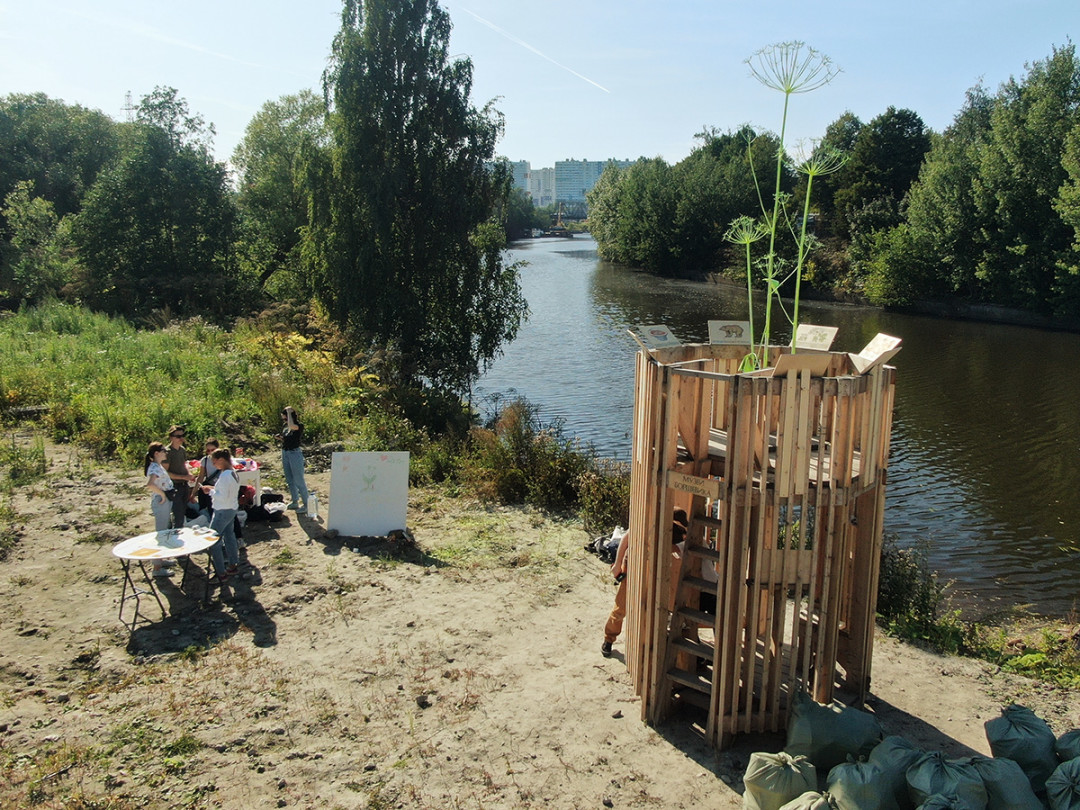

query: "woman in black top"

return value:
[280, 406, 309, 510]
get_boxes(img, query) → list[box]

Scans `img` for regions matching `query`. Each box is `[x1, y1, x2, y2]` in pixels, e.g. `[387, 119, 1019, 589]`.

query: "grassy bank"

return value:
[0, 301, 629, 528]
[878, 536, 1080, 687]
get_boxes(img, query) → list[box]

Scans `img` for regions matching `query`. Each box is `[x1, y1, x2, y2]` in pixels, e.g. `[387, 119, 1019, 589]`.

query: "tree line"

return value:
[587, 43, 1080, 318]
[0, 0, 526, 400]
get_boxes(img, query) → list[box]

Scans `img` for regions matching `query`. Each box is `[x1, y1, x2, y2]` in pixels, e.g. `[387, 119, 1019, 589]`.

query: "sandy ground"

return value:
[0, 433, 1078, 809]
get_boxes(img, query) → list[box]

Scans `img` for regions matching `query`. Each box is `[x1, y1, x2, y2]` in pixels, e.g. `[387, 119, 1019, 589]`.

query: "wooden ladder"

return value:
[661, 512, 722, 714]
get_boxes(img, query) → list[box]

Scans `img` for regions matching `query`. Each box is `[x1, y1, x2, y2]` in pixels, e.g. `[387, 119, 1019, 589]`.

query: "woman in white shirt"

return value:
[143, 442, 176, 577]
[202, 448, 240, 584]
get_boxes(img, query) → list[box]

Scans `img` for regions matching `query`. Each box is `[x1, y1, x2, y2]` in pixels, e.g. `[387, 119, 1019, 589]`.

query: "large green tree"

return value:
[868, 45, 1080, 314]
[971, 44, 1080, 312]
[305, 0, 526, 393]
[0, 94, 120, 307]
[588, 127, 790, 276]
[830, 106, 931, 240]
[70, 88, 241, 318]
[0, 93, 119, 221]
[233, 90, 327, 293]
[0, 180, 75, 304]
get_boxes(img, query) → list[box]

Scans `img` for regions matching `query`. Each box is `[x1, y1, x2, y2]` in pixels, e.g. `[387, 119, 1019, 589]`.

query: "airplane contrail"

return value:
[454, 5, 610, 94]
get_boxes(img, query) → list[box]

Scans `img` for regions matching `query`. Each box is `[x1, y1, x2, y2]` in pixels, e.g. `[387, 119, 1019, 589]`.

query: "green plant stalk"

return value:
[792, 170, 815, 339]
[743, 240, 756, 360]
[761, 90, 791, 363]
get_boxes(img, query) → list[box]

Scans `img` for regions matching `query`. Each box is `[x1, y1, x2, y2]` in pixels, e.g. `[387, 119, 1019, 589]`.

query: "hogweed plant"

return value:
[733, 41, 842, 371]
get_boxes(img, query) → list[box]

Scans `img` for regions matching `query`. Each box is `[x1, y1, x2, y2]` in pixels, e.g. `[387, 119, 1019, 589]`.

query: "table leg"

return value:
[117, 559, 167, 632]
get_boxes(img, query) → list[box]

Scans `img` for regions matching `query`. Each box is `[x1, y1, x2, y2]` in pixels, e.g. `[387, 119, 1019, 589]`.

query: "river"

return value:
[476, 237, 1080, 617]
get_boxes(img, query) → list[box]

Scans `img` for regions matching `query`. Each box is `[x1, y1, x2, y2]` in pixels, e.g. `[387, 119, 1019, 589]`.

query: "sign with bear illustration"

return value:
[328, 451, 409, 536]
[708, 320, 752, 345]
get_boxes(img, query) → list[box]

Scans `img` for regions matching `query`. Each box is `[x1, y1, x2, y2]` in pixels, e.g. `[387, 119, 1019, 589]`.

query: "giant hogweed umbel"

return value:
[729, 41, 845, 371]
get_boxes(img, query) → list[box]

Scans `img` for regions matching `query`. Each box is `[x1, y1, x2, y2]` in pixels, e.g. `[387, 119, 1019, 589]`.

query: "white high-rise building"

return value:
[554, 158, 634, 203]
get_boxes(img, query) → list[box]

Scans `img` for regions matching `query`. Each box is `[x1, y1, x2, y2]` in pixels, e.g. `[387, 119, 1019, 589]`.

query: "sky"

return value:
[1, 0, 1077, 170]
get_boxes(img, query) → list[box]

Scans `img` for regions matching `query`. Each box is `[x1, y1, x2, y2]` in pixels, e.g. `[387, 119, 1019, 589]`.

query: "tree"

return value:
[502, 185, 544, 240]
[70, 88, 241, 318]
[868, 87, 992, 304]
[831, 107, 931, 240]
[971, 44, 1080, 312]
[0, 93, 119, 220]
[798, 111, 862, 234]
[0, 94, 120, 306]
[233, 91, 328, 293]
[0, 180, 74, 304]
[866, 45, 1080, 315]
[305, 0, 526, 393]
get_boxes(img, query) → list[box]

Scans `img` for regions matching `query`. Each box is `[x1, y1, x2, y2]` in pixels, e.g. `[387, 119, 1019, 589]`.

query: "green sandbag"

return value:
[985, 704, 1058, 795]
[968, 755, 1043, 810]
[918, 795, 970, 810]
[785, 690, 884, 771]
[870, 736, 925, 810]
[1057, 731, 1080, 763]
[827, 759, 898, 810]
[1046, 757, 1080, 810]
[906, 751, 988, 810]
[744, 751, 818, 810]
[780, 792, 837, 810]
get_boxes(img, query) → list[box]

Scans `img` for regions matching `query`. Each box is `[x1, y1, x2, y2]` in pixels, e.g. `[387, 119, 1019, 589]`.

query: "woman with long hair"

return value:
[143, 441, 176, 578]
[279, 406, 309, 511]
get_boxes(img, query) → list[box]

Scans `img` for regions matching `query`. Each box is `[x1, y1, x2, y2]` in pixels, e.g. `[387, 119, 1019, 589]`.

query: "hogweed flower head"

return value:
[724, 215, 769, 246]
[746, 41, 840, 97]
[792, 143, 848, 178]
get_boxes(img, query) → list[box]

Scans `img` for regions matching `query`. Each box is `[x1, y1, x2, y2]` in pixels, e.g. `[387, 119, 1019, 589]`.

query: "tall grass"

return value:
[0, 302, 378, 459]
[1, 304, 628, 532]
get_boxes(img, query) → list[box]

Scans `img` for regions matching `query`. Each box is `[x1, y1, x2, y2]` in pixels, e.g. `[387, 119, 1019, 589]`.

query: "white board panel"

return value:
[328, 451, 409, 536]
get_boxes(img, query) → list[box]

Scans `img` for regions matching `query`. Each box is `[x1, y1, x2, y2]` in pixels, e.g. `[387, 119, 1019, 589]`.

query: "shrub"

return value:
[409, 433, 463, 486]
[577, 459, 631, 535]
[877, 535, 965, 651]
[462, 397, 594, 513]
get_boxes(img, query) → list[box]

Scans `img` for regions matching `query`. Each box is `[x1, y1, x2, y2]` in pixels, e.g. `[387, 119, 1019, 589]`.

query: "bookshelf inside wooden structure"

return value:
[623, 342, 897, 749]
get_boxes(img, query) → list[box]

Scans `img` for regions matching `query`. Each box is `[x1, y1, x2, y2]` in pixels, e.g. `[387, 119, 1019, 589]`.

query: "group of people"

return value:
[141, 408, 310, 585]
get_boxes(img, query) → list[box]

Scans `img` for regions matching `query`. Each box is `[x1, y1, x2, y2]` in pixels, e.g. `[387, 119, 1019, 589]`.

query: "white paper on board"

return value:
[792, 323, 838, 352]
[328, 451, 409, 537]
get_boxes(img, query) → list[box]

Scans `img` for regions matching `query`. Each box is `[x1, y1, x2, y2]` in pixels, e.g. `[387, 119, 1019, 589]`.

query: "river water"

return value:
[476, 237, 1080, 617]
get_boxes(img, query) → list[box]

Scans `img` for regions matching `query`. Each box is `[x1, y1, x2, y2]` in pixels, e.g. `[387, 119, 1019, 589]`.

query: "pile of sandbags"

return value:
[741, 696, 1080, 810]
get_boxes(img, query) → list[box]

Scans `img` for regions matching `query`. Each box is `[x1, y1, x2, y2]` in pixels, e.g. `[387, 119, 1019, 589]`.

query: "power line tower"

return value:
[123, 91, 135, 123]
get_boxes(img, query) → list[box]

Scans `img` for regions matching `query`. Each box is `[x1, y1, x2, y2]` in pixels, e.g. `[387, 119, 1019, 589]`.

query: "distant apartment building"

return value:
[527, 166, 556, 208]
[554, 158, 633, 203]
[508, 160, 530, 193]
[503, 157, 635, 208]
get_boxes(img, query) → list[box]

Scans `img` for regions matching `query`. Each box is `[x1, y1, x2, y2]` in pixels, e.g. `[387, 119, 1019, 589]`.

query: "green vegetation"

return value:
[0, 303, 625, 532]
[0, 302, 377, 459]
[589, 42, 1080, 321]
[302, 0, 527, 394]
[877, 535, 1080, 688]
[1, 0, 529, 399]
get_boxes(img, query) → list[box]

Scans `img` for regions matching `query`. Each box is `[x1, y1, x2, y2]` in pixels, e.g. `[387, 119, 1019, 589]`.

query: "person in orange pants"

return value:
[602, 510, 688, 657]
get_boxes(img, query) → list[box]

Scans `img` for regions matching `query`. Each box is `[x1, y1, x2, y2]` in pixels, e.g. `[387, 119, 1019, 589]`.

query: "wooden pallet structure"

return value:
[623, 342, 897, 749]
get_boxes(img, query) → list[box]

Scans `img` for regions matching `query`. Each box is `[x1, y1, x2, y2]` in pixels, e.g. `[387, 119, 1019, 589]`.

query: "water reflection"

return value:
[477, 237, 1080, 616]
